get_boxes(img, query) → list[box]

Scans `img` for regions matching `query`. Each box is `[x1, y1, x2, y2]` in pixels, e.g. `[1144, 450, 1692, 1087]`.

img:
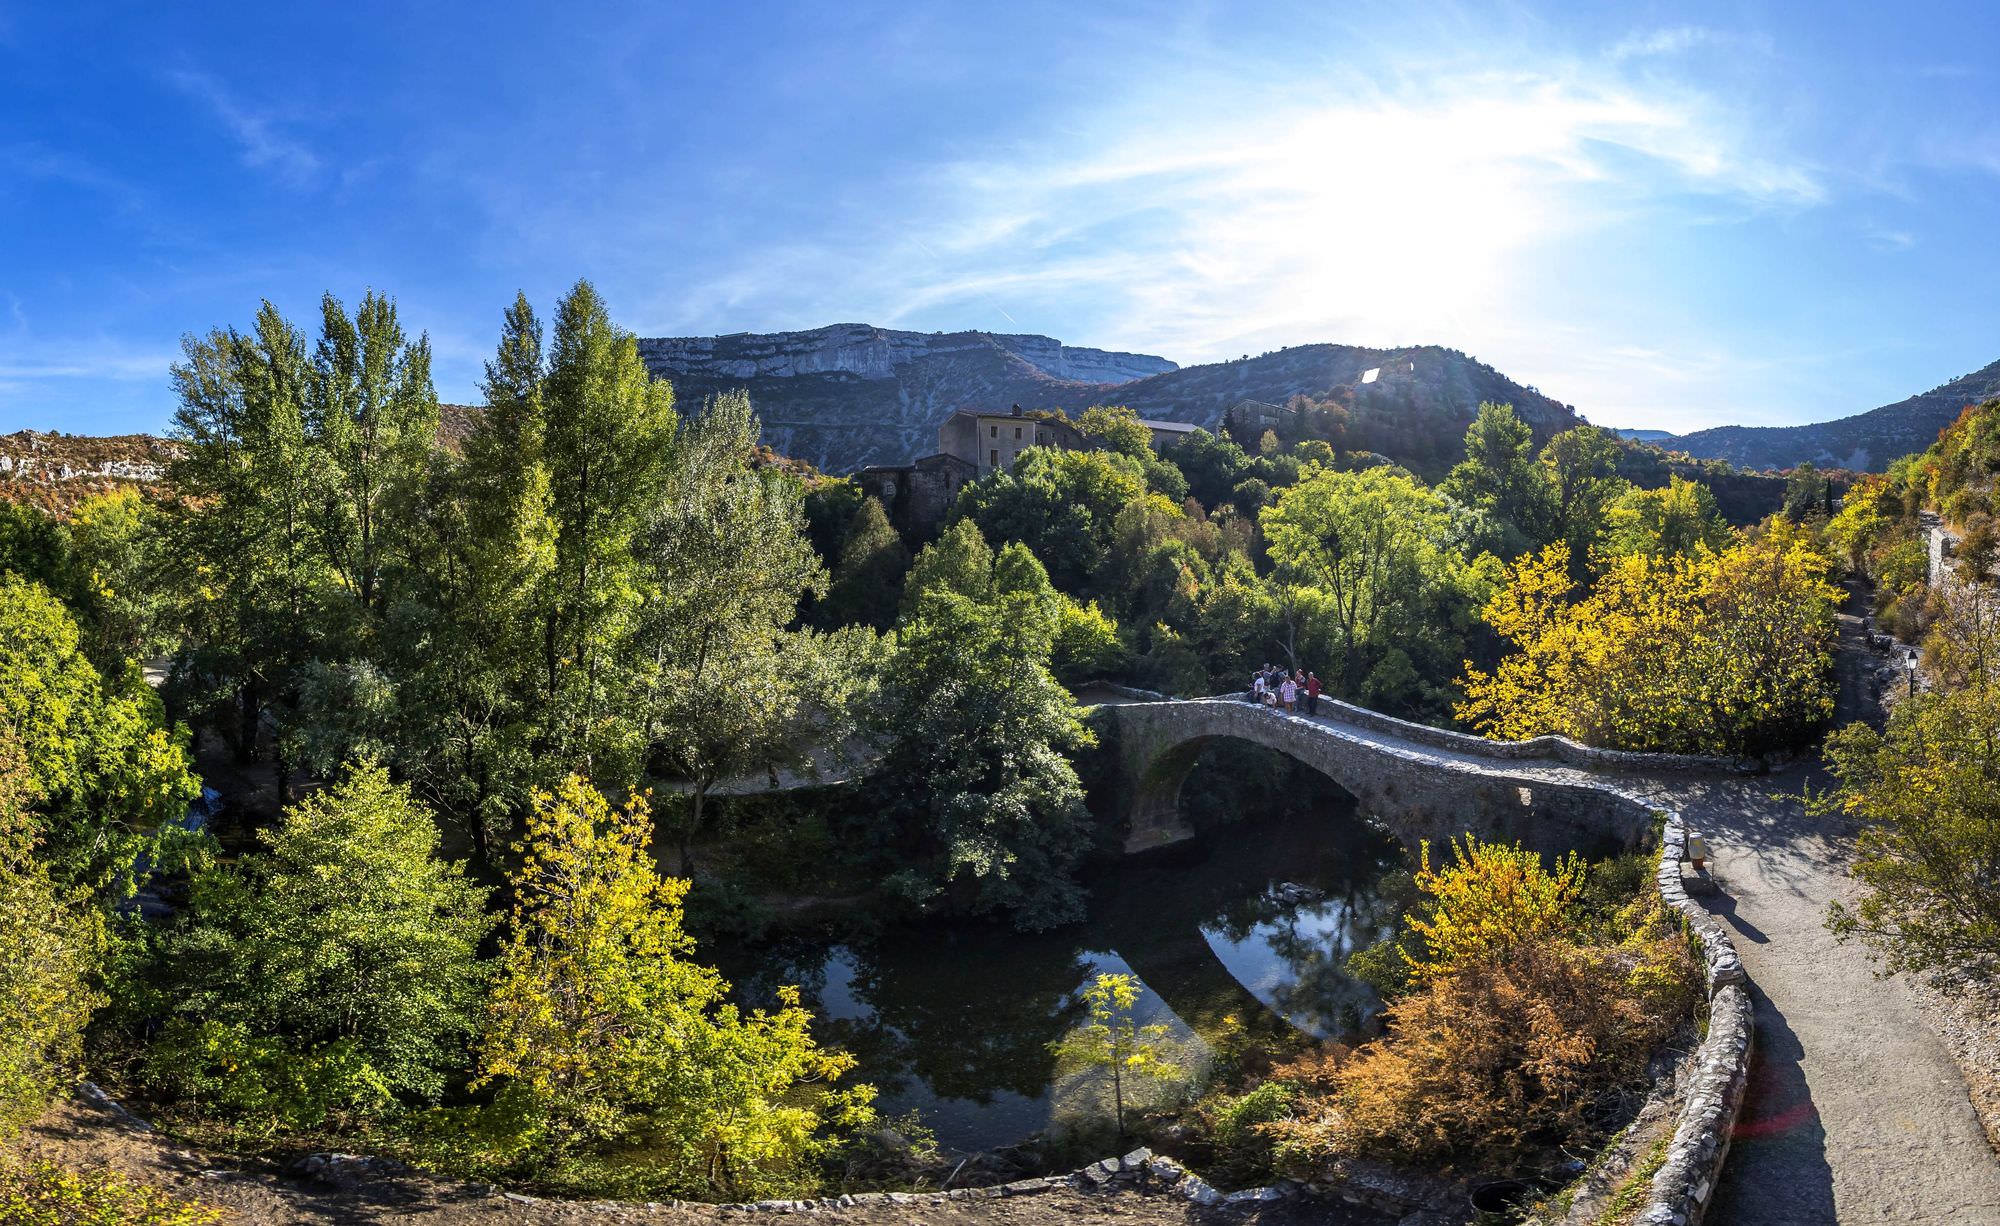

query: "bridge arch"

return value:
[1097, 697, 1660, 858]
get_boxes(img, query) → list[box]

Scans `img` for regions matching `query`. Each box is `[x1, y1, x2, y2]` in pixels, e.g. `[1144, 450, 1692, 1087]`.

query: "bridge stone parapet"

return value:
[1099, 697, 1719, 857]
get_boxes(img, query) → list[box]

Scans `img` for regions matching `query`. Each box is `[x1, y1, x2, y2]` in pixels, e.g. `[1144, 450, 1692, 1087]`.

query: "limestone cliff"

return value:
[640, 325, 1584, 476]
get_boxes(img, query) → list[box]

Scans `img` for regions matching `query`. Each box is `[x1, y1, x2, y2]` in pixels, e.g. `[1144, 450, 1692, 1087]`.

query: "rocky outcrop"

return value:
[637, 324, 1172, 386]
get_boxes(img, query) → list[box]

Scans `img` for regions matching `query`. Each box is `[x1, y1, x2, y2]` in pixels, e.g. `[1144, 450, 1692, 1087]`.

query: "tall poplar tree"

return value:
[305, 291, 439, 619]
[167, 303, 323, 766]
[537, 281, 676, 779]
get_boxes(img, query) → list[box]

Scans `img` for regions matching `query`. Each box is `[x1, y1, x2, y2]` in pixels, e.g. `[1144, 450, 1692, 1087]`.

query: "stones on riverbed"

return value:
[1271, 882, 1325, 906]
[287, 1152, 411, 1189]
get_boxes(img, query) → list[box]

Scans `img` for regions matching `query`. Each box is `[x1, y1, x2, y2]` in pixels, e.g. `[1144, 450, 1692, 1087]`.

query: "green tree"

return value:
[0, 733, 105, 1140]
[0, 502, 72, 597]
[902, 518, 995, 612]
[1604, 476, 1730, 559]
[1442, 403, 1554, 552]
[1261, 466, 1472, 694]
[1048, 973, 1179, 1140]
[536, 280, 678, 779]
[149, 762, 492, 1115]
[1077, 404, 1154, 456]
[634, 391, 836, 864]
[1783, 461, 1832, 522]
[867, 578, 1096, 930]
[1822, 683, 2000, 980]
[1160, 428, 1250, 510]
[394, 292, 559, 857]
[304, 291, 439, 618]
[475, 777, 867, 1196]
[954, 447, 1148, 595]
[1538, 426, 1626, 572]
[0, 574, 198, 888]
[821, 496, 907, 629]
[65, 487, 171, 672]
[166, 302, 325, 771]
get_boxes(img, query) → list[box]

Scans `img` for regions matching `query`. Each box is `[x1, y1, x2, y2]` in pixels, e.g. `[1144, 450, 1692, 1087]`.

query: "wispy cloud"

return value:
[1607, 26, 1772, 62]
[167, 69, 320, 188]
[0, 143, 143, 208]
[656, 39, 1836, 432]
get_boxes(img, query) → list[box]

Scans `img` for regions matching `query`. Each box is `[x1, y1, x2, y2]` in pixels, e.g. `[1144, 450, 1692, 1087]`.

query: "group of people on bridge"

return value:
[1249, 664, 1322, 715]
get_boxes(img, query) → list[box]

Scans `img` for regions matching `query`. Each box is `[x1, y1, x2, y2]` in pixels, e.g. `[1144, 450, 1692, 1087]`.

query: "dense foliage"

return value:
[136, 763, 492, 1130]
[865, 527, 1097, 929]
[1821, 653, 2000, 981]
[1459, 522, 1839, 756]
[1268, 838, 1699, 1168]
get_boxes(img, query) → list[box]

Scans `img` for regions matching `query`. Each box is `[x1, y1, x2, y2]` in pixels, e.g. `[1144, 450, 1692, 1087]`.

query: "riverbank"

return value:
[19, 1090, 1375, 1226]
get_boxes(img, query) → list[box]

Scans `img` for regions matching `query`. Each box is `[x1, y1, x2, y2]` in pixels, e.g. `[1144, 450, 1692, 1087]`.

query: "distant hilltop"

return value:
[1667, 356, 2000, 472]
[638, 324, 1582, 475]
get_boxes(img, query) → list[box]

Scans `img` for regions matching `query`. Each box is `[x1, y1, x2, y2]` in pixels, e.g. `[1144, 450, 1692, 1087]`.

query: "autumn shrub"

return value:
[0, 1158, 220, 1226]
[1269, 838, 1699, 1171]
[1402, 837, 1584, 979]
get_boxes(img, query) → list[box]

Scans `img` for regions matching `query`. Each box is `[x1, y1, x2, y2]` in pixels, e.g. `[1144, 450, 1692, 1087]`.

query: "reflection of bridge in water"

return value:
[1087, 807, 1399, 1043]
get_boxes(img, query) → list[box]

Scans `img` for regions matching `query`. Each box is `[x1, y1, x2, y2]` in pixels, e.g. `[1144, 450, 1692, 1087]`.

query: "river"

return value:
[711, 752, 1407, 1152]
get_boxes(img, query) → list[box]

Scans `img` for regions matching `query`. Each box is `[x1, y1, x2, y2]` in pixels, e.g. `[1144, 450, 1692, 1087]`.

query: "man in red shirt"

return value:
[1304, 671, 1322, 715]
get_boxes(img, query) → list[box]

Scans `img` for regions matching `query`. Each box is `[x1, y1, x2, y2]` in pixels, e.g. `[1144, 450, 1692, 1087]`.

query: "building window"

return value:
[990, 449, 999, 467]
[1014, 426, 1022, 439]
[989, 425, 997, 438]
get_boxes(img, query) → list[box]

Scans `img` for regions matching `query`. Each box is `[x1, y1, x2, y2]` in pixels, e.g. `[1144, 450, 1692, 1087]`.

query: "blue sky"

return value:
[7, 1, 2000, 436]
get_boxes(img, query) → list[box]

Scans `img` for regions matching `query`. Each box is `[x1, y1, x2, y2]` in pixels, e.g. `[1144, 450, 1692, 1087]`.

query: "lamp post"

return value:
[1907, 647, 1920, 699]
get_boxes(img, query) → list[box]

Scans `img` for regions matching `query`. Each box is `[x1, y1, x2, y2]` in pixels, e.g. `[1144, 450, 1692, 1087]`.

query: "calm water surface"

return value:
[715, 785, 1405, 1151]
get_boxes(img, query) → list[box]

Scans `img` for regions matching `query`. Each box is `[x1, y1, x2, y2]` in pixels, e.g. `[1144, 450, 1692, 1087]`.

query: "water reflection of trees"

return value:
[727, 925, 1091, 1106]
[714, 748, 1414, 1140]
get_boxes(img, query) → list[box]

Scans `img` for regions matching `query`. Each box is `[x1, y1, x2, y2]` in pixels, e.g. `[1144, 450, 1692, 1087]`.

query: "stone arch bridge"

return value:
[1091, 693, 1739, 856]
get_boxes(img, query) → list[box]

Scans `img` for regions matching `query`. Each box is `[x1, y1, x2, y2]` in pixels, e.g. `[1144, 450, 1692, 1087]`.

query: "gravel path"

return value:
[1637, 609, 2000, 1223]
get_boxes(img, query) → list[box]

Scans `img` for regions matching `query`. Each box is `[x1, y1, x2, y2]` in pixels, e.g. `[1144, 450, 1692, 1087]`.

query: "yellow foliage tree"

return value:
[474, 776, 871, 1198]
[1457, 519, 1838, 756]
[1403, 837, 1584, 981]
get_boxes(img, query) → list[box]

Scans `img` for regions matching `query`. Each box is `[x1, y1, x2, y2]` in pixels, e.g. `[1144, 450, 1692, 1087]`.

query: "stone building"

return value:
[1922, 510, 1961, 587]
[855, 453, 977, 539]
[1224, 398, 1291, 438]
[1139, 417, 1199, 451]
[936, 405, 1088, 475]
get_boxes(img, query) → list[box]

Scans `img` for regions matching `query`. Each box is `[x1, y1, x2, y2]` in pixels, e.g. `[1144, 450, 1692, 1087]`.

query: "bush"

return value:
[138, 762, 491, 1127]
[0, 1159, 219, 1226]
[1274, 933, 1692, 1167]
[0, 736, 104, 1142]
[140, 1020, 392, 1135]
[1823, 685, 2000, 980]
[1267, 842, 1699, 1170]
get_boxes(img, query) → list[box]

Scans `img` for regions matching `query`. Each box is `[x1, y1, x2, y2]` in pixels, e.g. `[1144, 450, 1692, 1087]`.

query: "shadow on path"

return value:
[1709, 980, 1836, 1224]
[1706, 886, 1769, 944]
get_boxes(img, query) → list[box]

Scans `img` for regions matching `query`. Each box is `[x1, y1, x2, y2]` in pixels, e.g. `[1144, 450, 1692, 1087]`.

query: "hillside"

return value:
[638, 325, 1583, 473]
[0, 430, 176, 516]
[636, 324, 1175, 472]
[1668, 357, 2000, 472]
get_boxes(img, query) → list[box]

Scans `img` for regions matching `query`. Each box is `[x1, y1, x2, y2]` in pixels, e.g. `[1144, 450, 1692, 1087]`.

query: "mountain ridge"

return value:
[637, 325, 1584, 473]
[1667, 357, 2000, 472]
